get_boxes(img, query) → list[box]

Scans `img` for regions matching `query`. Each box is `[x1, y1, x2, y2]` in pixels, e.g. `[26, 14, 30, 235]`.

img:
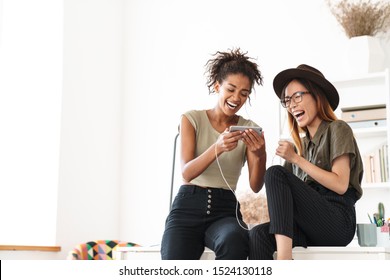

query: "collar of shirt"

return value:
[302, 120, 331, 146]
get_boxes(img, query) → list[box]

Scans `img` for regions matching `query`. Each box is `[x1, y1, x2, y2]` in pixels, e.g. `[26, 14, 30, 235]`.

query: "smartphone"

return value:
[229, 126, 262, 135]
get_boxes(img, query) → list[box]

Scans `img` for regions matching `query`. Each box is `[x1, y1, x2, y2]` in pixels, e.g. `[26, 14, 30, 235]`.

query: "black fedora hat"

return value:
[273, 64, 339, 110]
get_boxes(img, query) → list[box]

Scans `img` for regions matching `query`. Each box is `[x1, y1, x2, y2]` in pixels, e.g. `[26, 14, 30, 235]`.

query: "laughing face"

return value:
[214, 73, 251, 116]
[284, 79, 322, 133]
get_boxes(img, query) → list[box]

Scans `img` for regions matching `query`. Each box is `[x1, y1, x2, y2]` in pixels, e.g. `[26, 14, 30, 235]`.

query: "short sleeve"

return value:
[329, 120, 357, 164]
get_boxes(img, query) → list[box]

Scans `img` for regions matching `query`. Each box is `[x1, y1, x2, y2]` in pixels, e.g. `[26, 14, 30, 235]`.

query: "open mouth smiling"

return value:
[227, 101, 239, 110]
[293, 110, 305, 120]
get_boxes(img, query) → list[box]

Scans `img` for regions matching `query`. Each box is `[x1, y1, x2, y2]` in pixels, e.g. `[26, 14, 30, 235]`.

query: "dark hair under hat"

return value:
[273, 64, 339, 110]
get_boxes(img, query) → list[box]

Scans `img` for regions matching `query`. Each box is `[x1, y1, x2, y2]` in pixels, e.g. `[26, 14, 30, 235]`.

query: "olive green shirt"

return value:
[184, 110, 259, 190]
[284, 120, 363, 199]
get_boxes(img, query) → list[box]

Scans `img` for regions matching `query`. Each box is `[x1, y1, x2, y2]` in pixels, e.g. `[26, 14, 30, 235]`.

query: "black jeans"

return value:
[161, 185, 249, 260]
[249, 165, 357, 260]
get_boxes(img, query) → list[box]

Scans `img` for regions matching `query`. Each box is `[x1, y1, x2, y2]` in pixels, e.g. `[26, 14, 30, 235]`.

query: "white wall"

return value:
[55, 0, 124, 259]
[0, 0, 63, 258]
[4, 0, 389, 260]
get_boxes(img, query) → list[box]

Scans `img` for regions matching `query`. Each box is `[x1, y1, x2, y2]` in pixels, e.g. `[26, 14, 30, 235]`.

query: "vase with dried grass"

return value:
[326, 0, 390, 74]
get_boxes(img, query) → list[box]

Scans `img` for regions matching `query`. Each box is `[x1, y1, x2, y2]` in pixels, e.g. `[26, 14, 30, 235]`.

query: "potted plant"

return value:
[326, 0, 390, 73]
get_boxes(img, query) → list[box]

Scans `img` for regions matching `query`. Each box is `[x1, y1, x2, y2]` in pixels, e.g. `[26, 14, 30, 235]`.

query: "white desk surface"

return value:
[115, 246, 215, 260]
[115, 246, 390, 260]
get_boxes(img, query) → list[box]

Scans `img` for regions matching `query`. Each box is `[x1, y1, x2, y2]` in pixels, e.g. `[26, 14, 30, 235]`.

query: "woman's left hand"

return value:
[241, 129, 266, 156]
[243, 129, 267, 193]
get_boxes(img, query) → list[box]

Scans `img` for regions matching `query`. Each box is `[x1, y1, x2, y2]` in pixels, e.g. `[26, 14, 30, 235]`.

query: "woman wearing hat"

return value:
[249, 64, 363, 260]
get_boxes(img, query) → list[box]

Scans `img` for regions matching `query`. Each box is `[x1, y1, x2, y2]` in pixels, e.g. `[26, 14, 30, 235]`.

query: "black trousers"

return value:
[249, 165, 357, 260]
[161, 185, 249, 260]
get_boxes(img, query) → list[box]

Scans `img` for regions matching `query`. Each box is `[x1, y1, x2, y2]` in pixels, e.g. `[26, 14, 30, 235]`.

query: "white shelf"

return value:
[336, 69, 390, 225]
[281, 126, 387, 139]
[332, 69, 389, 86]
[351, 126, 387, 138]
[333, 68, 389, 114]
[361, 182, 390, 190]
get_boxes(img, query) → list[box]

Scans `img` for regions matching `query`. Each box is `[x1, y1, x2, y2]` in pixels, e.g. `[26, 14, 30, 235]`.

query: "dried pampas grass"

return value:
[327, 0, 390, 38]
[237, 190, 269, 226]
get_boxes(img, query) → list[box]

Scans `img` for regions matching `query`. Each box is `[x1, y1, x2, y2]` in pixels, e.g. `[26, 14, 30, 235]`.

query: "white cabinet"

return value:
[332, 69, 390, 224]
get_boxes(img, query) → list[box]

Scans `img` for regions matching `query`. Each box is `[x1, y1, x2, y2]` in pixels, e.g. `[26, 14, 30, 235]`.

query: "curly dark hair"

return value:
[205, 48, 264, 95]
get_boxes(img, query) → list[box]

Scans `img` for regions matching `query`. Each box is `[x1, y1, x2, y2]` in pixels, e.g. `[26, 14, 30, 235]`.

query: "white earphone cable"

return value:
[214, 140, 250, 231]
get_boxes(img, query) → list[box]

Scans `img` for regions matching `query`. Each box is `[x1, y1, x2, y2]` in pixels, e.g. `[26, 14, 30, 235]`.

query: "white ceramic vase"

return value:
[347, 35, 385, 74]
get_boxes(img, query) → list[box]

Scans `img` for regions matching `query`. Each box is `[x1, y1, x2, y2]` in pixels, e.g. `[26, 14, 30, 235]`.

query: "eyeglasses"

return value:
[280, 91, 309, 108]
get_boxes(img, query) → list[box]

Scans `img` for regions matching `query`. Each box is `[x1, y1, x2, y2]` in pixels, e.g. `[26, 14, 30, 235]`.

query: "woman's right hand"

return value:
[276, 140, 298, 164]
[215, 129, 243, 154]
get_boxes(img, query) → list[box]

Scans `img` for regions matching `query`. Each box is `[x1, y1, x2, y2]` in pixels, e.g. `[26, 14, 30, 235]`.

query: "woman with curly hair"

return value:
[161, 48, 266, 260]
